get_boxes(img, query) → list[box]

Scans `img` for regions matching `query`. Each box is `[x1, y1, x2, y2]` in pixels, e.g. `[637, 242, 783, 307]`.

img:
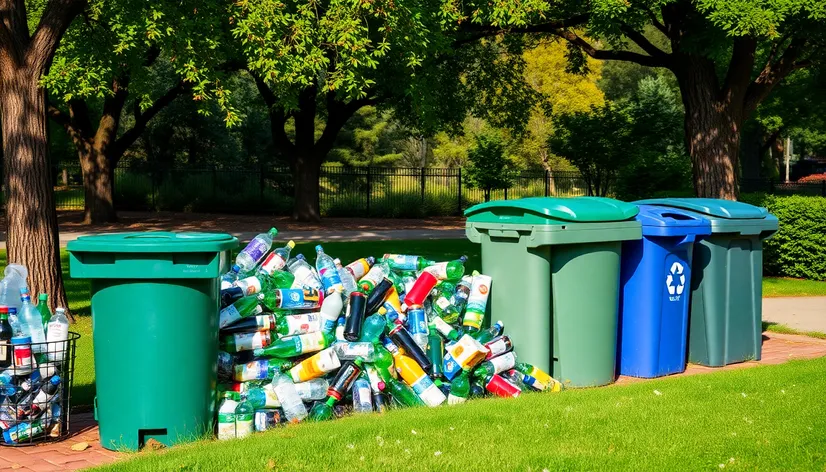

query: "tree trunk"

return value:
[678, 61, 743, 200]
[291, 155, 321, 222]
[1, 69, 70, 318]
[78, 144, 115, 224]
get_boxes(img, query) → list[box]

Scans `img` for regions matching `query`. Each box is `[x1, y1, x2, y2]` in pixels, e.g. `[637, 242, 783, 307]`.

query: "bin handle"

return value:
[487, 228, 522, 240]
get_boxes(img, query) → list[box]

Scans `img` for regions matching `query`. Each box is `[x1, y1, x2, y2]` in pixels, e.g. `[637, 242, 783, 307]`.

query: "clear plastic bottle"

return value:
[217, 392, 239, 440]
[315, 246, 343, 294]
[259, 241, 296, 276]
[234, 395, 254, 439]
[294, 378, 329, 401]
[235, 228, 278, 272]
[19, 290, 46, 354]
[0, 265, 28, 314]
[271, 374, 308, 423]
[45, 308, 69, 362]
[334, 259, 358, 299]
[352, 374, 373, 413]
[287, 255, 323, 291]
[220, 265, 241, 290]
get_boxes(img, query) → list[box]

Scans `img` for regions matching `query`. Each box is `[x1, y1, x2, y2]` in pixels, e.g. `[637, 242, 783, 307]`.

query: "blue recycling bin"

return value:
[617, 205, 712, 378]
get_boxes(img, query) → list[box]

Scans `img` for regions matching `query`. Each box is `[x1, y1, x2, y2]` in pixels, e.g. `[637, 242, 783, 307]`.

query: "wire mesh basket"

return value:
[0, 332, 80, 446]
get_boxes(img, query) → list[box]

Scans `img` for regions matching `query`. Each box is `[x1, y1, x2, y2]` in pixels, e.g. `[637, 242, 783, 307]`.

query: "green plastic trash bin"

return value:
[465, 197, 642, 387]
[637, 198, 778, 367]
[67, 232, 238, 451]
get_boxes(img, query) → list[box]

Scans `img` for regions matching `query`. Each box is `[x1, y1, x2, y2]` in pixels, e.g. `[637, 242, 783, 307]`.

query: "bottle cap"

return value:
[9, 308, 16, 315]
[11, 336, 31, 345]
[287, 240, 295, 249]
[56, 307, 66, 315]
[315, 245, 323, 252]
[0, 306, 7, 314]
[232, 265, 241, 273]
[268, 228, 278, 236]
[38, 293, 48, 301]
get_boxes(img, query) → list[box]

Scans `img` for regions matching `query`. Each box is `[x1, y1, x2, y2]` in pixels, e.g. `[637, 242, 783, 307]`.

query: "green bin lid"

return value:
[464, 196, 639, 225]
[67, 232, 238, 253]
[635, 198, 768, 219]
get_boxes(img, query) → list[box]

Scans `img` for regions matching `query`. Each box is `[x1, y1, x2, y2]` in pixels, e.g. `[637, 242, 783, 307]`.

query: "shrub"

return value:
[740, 193, 826, 280]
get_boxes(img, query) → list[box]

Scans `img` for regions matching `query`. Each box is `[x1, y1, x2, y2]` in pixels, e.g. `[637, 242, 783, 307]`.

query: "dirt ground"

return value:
[23, 211, 466, 233]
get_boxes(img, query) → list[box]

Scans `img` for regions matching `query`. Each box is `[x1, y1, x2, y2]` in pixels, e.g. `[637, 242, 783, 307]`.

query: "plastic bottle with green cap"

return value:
[236, 228, 278, 272]
[219, 296, 264, 329]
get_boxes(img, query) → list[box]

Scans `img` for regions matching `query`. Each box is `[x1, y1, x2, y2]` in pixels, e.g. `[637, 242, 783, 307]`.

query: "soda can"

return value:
[254, 409, 283, 432]
[406, 306, 428, 337]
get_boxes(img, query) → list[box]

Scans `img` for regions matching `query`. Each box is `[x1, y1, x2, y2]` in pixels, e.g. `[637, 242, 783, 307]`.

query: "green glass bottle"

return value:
[425, 256, 467, 281]
[308, 396, 337, 421]
[359, 313, 386, 343]
[253, 331, 334, 358]
[275, 313, 322, 336]
[219, 296, 263, 329]
[36, 293, 51, 328]
[383, 376, 424, 408]
[235, 271, 296, 297]
[473, 321, 504, 344]
[447, 369, 470, 404]
[380, 254, 435, 272]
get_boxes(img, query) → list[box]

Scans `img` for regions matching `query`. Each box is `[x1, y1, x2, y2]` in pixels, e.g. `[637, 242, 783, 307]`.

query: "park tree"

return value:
[42, 1, 239, 224]
[232, 0, 537, 221]
[0, 0, 86, 315]
[464, 133, 516, 201]
[549, 103, 633, 196]
[454, 0, 826, 199]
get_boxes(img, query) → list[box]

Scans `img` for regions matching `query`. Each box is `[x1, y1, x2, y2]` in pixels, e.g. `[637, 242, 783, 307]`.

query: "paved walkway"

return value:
[2, 331, 825, 471]
[763, 297, 826, 333]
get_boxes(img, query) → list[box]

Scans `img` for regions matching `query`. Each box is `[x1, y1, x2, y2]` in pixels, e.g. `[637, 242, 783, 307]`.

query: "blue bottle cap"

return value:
[11, 336, 31, 345]
[296, 254, 306, 261]
[30, 370, 41, 383]
[315, 245, 323, 252]
[8, 308, 16, 315]
[18, 288, 28, 295]
[231, 265, 241, 273]
[50, 375, 61, 386]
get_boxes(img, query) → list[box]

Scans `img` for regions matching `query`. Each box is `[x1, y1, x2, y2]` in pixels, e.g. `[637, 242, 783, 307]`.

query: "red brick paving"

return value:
[2, 331, 824, 471]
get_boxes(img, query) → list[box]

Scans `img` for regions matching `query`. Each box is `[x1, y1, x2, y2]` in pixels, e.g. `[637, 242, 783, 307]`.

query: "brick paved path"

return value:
[2, 331, 825, 471]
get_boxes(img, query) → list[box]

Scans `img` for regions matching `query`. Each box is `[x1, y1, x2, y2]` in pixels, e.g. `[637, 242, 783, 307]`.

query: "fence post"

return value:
[366, 167, 372, 216]
[504, 186, 508, 200]
[212, 165, 217, 199]
[420, 167, 426, 204]
[457, 168, 462, 215]
[150, 170, 156, 211]
[545, 169, 550, 196]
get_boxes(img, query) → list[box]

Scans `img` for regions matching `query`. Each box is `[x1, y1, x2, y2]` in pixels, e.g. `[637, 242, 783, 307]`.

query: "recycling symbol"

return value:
[666, 262, 686, 296]
[289, 292, 301, 302]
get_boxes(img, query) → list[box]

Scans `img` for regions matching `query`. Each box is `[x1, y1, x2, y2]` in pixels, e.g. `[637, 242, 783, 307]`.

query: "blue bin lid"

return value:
[635, 198, 768, 219]
[635, 205, 712, 237]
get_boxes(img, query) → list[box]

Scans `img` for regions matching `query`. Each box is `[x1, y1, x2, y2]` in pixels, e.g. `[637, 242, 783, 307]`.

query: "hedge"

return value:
[740, 193, 826, 281]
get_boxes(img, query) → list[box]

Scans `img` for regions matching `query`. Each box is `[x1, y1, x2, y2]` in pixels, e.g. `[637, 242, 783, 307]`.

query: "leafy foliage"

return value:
[463, 133, 516, 201]
[548, 103, 632, 196]
[740, 194, 826, 280]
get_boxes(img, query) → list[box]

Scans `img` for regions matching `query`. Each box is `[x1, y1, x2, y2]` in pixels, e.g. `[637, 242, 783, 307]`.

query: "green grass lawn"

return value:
[96, 357, 826, 471]
[2, 239, 821, 410]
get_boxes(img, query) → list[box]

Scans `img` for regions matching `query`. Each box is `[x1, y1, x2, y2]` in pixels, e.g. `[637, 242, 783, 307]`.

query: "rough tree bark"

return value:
[0, 0, 84, 320]
[252, 73, 377, 221]
[48, 75, 188, 224]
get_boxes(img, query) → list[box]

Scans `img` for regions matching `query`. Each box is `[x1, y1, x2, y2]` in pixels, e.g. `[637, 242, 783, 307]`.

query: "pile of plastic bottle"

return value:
[0, 265, 71, 444]
[216, 228, 561, 439]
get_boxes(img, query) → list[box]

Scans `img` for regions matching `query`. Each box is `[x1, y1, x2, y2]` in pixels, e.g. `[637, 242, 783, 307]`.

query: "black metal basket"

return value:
[0, 331, 80, 446]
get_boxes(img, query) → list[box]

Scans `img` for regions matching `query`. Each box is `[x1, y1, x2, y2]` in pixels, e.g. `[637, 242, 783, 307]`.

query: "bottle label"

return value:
[233, 332, 268, 352]
[13, 344, 32, 370]
[259, 252, 287, 275]
[435, 297, 451, 311]
[236, 277, 263, 296]
[283, 314, 321, 336]
[217, 413, 236, 440]
[292, 266, 322, 291]
[410, 374, 435, 396]
[346, 259, 370, 279]
[236, 417, 254, 438]
[412, 377, 446, 407]
[462, 311, 484, 330]
[486, 338, 510, 358]
[386, 255, 418, 271]
[260, 384, 282, 406]
[0, 344, 7, 363]
[424, 262, 449, 280]
[235, 360, 268, 381]
[297, 332, 327, 355]
[220, 279, 234, 291]
[240, 238, 269, 265]
[466, 275, 491, 314]
[360, 266, 384, 287]
[219, 304, 242, 329]
[447, 393, 467, 405]
[277, 289, 320, 309]
[432, 317, 454, 339]
[318, 267, 343, 292]
[407, 309, 428, 336]
[355, 386, 372, 407]
[489, 352, 516, 374]
[343, 343, 371, 358]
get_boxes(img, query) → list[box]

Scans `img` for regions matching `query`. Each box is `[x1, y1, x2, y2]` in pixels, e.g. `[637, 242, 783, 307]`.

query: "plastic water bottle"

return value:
[19, 290, 46, 354]
[333, 259, 358, 298]
[287, 255, 323, 291]
[217, 392, 239, 440]
[235, 395, 254, 439]
[45, 308, 70, 362]
[235, 228, 278, 272]
[0, 265, 28, 314]
[220, 265, 241, 290]
[294, 378, 329, 401]
[7, 308, 21, 336]
[271, 374, 308, 423]
[315, 246, 343, 294]
[259, 240, 296, 276]
[352, 374, 373, 413]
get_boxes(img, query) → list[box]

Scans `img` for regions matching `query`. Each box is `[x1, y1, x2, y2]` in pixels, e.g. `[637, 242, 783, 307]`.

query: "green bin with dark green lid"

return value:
[465, 197, 641, 387]
[636, 198, 778, 366]
[68, 232, 238, 451]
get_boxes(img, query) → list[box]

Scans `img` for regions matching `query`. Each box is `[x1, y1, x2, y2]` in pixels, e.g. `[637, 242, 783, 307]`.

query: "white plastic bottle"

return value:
[287, 255, 323, 291]
[319, 290, 343, 333]
[45, 308, 69, 362]
[19, 290, 46, 354]
[235, 228, 278, 272]
[271, 374, 308, 423]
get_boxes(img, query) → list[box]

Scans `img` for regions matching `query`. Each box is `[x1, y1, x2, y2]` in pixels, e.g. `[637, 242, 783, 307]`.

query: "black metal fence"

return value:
[51, 165, 826, 217]
[52, 165, 590, 217]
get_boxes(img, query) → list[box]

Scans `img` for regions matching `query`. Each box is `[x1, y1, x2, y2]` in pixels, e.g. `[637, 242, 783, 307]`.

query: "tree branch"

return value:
[553, 28, 670, 68]
[110, 81, 189, 164]
[744, 37, 808, 116]
[452, 14, 589, 46]
[26, 0, 85, 73]
[722, 36, 757, 102]
[46, 102, 70, 128]
[619, 23, 669, 58]
[646, 9, 668, 36]
[249, 71, 295, 156]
